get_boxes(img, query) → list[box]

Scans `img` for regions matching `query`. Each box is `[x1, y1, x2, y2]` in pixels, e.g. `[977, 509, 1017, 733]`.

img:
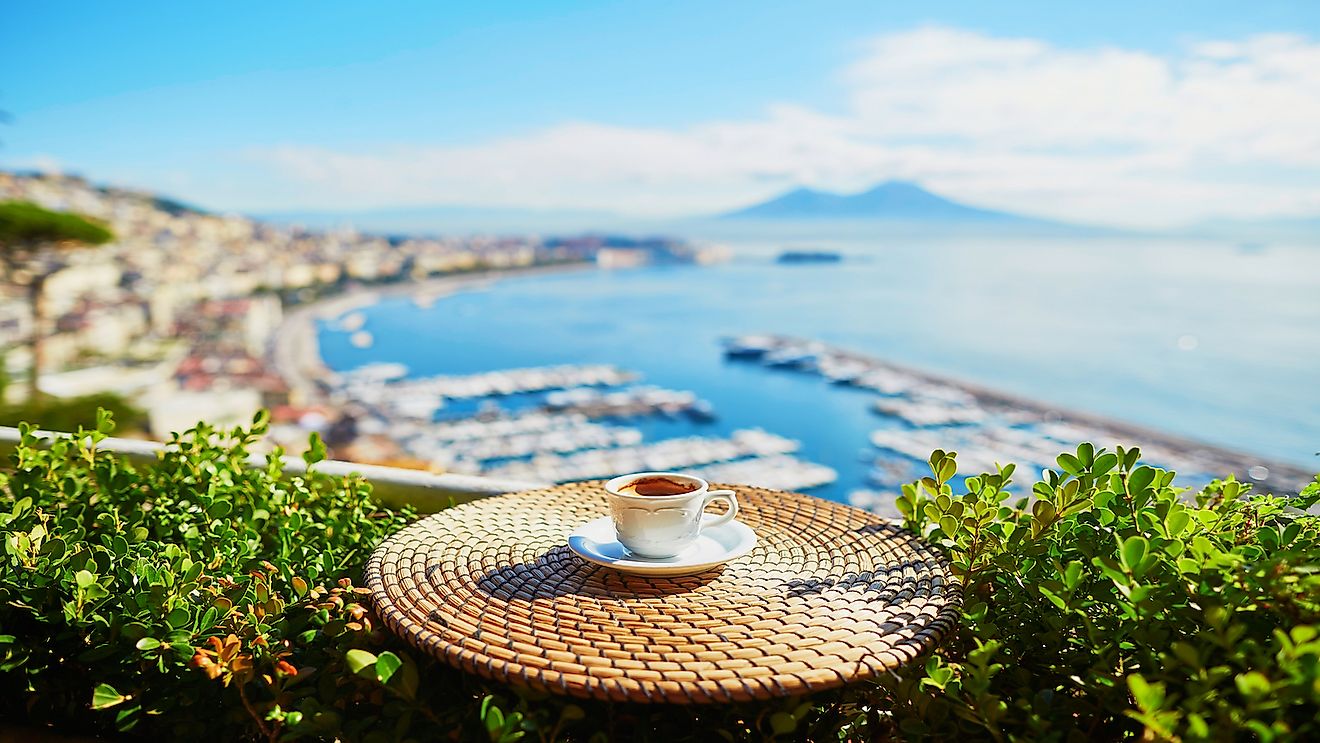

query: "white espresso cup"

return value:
[604, 472, 738, 558]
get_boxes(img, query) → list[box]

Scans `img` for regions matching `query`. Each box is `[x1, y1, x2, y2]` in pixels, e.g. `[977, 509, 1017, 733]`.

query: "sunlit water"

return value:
[319, 237, 1320, 502]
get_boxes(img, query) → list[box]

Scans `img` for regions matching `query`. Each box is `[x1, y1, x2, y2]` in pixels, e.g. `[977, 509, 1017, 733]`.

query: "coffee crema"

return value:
[617, 476, 698, 497]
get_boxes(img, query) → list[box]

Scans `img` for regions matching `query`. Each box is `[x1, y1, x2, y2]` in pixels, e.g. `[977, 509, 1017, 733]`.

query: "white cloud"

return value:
[249, 27, 1320, 227]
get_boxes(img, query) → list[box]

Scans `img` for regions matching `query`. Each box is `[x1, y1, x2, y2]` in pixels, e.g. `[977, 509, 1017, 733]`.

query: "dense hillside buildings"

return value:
[0, 170, 720, 445]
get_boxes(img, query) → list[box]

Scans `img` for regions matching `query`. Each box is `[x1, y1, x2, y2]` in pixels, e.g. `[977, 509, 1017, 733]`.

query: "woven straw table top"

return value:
[365, 481, 960, 703]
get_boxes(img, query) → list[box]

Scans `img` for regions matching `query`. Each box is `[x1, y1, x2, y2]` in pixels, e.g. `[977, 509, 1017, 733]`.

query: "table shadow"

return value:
[475, 546, 724, 602]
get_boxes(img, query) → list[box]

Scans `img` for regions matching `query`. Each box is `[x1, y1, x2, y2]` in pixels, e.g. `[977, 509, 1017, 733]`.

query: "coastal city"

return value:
[0, 169, 725, 443]
[0, 169, 1310, 516]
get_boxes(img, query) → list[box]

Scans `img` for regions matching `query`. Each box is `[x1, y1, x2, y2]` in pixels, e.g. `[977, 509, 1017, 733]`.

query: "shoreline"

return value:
[270, 264, 1315, 497]
[740, 334, 1316, 496]
[269, 262, 596, 400]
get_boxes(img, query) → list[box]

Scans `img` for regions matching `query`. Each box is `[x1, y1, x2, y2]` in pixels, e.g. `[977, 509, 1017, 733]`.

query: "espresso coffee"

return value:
[618, 476, 697, 497]
[604, 471, 740, 557]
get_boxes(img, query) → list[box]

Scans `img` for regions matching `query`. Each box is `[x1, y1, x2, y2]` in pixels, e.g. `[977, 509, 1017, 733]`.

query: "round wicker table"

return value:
[365, 482, 960, 704]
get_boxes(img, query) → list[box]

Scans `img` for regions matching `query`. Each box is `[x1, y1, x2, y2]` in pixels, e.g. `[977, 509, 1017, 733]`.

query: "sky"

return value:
[3, 1, 1320, 227]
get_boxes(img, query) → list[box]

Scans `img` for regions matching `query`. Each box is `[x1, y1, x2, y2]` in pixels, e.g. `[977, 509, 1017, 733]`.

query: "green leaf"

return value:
[1120, 536, 1148, 572]
[375, 651, 403, 684]
[92, 683, 128, 710]
[345, 649, 377, 675]
[113, 704, 141, 731]
[1056, 453, 1082, 474]
[1092, 452, 1118, 475]
[303, 432, 327, 466]
[1127, 674, 1164, 712]
[1257, 527, 1279, 551]
[75, 570, 96, 589]
[166, 607, 189, 629]
[1031, 500, 1056, 524]
[938, 515, 959, 535]
[1063, 561, 1084, 590]
[135, 637, 161, 651]
[937, 458, 957, 483]
[484, 705, 506, 736]
[1281, 521, 1301, 546]
[1166, 509, 1190, 537]
[1235, 671, 1271, 699]
[1038, 586, 1068, 610]
[1128, 466, 1156, 492]
[182, 563, 204, 585]
[38, 536, 67, 559]
[769, 711, 798, 735]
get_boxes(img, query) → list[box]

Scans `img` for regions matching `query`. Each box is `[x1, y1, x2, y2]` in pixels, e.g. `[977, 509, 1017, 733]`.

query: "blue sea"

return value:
[318, 236, 1320, 502]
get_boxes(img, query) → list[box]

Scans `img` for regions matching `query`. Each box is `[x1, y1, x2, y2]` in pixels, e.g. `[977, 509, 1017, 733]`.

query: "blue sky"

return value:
[3, 1, 1320, 226]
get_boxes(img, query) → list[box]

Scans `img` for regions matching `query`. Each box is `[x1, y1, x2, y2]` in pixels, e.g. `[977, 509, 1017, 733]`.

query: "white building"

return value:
[146, 387, 263, 439]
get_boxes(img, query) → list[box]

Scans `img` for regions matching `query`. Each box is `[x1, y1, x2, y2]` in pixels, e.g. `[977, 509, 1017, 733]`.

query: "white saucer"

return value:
[567, 517, 758, 576]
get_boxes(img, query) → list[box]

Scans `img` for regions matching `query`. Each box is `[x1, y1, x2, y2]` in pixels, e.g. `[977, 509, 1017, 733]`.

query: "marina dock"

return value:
[724, 334, 1314, 496]
[317, 361, 838, 493]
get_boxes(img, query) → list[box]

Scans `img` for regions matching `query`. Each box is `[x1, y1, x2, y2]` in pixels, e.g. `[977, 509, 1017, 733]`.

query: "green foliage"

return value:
[0, 200, 113, 248]
[0, 412, 424, 740]
[0, 391, 146, 433]
[886, 446, 1320, 741]
[1, 415, 1316, 741]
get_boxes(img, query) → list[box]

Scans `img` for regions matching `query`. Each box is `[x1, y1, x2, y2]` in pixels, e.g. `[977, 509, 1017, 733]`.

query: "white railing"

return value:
[0, 426, 548, 512]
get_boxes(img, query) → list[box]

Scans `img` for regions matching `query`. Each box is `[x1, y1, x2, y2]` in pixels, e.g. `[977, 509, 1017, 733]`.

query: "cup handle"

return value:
[700, 489, 738, 529]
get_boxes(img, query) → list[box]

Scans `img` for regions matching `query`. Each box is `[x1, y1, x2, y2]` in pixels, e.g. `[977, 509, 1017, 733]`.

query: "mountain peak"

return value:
[721, 180, 1047, 224]
[858, 179, 923, 194]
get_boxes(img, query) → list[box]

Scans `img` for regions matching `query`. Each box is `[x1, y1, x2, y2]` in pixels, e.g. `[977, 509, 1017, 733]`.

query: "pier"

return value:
[334, 364, 641, 402]
[312, 358, 837, 492]
[543, 386, 715, 420]
[725, 334, 1314, 495]
[479, 427, 837, 493]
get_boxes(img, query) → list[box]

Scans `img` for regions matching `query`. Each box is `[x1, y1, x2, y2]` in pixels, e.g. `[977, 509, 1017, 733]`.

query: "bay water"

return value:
[318, 237, 1320, 502]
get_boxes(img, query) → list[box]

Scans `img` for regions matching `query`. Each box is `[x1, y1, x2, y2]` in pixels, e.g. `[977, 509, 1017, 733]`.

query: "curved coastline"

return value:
[269, 262, 596, 401]
[270, 261, 1317, 499]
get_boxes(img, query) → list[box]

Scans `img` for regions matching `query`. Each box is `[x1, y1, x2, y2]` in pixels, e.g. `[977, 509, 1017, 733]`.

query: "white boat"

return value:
[723, 335, 778, 358]
[764, 347, 819, 369]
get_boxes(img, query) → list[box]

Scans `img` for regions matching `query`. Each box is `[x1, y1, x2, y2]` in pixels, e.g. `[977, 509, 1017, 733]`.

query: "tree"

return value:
[0, 201, 114, 399]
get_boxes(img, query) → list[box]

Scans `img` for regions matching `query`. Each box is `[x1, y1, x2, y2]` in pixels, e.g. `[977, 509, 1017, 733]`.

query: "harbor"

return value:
[286, 259, 1317, 517]
[314, 350, 840, 492]
[723, 333, 1315, 506]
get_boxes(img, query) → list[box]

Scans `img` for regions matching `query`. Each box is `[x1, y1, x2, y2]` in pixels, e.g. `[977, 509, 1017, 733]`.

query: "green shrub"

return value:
[882, 447, 1320, 741]
[0, 415, 1317, 741]
[0, 391, 147, 433]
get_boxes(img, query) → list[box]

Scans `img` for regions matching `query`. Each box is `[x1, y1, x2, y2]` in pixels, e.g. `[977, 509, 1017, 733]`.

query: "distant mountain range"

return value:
[721, 181, 1070, 226]
[15, 167, 1314, 240]
[259, 181, 1088, 234]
